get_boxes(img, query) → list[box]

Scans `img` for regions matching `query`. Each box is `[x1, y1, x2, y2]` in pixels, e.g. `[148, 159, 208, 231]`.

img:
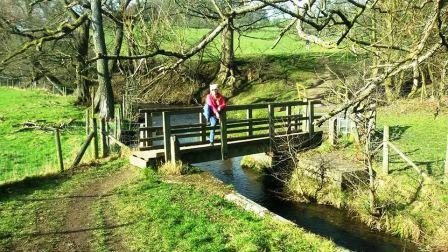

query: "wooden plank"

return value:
[139, 100, 309, 114]
[70, 131, 95, 169]
[387, 141, 428, 179]
[129, 155, 150, 168]
[54, 128, 64, 172]
[383, 125, 389, 174]
[108, 135, 131, 152]
[163, 111, 171, 162]
[220, 112, 228, 159]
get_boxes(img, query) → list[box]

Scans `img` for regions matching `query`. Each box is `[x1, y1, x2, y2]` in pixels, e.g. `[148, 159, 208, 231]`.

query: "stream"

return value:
[194, 157, 417, 252]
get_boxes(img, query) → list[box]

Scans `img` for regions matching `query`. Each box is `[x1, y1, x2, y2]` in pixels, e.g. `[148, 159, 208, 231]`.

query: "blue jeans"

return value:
[209, 115, 218, 143]
[203, 104, 218, 143]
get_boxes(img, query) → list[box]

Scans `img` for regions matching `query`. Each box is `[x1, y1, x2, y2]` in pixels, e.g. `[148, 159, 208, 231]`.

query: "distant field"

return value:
[106, 26, 341, 58]
[0, 87, 85, 184]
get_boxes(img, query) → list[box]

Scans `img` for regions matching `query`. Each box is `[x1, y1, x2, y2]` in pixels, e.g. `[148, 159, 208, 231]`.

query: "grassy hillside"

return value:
[0, 87, 85, 184]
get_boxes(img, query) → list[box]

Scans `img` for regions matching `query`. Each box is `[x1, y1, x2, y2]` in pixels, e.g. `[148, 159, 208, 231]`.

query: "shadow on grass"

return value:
[389, 125, 412, 141]
[0, 221, 136, 239]
[0, 162, 103, 200]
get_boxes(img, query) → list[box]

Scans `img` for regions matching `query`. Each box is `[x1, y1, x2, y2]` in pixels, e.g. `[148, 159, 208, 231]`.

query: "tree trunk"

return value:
[408, 59, 419, 97]
[108, 0, 131, 74]
[108, 22, 124, 74]
[74, 20, 91, 104]
[91, 0, 114, 119]
[217, 17, 237, 87]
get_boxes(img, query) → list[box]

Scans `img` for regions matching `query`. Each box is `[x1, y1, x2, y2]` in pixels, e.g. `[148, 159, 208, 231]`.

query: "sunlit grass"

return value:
[0, 87, 85, 184]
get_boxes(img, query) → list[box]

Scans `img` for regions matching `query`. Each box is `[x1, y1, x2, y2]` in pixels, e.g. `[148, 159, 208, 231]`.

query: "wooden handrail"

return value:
[139, 100, 319, 114]
[143, 100, 321, 153]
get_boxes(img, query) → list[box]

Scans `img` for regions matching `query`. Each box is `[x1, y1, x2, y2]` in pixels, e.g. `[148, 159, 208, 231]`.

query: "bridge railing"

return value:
[138, 100, 321, 155]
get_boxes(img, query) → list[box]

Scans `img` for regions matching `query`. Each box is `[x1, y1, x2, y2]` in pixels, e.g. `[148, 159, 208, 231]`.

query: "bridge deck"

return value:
[130, 131, 322, 168]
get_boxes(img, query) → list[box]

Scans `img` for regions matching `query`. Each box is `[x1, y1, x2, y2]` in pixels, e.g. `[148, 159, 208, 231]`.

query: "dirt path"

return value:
[58, 166, 139, 251]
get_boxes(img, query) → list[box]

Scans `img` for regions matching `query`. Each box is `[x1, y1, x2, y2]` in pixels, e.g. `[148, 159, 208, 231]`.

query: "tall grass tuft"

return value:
[158, 161, 199, 176]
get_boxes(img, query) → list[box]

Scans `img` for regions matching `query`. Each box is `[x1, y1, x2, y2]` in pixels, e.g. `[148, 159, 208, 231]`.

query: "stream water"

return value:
[194, 158, 417, 252]
[143, 110, 418, 252]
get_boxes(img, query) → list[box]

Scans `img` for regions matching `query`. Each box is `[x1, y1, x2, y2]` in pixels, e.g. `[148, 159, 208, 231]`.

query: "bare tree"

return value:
[91, 0, 114, 119]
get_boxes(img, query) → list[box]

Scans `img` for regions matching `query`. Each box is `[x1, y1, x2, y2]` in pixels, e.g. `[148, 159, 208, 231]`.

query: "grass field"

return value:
[0, 87, 85, 184]
[0, 158, 339, 251]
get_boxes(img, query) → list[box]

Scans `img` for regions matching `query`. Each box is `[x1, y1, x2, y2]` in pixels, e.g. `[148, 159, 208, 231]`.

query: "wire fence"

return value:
[0, 76, 72, 95]
[0, 124, 93, 185]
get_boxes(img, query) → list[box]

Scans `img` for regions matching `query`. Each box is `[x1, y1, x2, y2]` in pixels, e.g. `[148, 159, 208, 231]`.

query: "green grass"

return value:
[110, 166, 339, 251]
[0, 87, 85, 184]
[0, 158, 340, 251]
[286, 99, 448, 250]
[376, 99, 448, 178]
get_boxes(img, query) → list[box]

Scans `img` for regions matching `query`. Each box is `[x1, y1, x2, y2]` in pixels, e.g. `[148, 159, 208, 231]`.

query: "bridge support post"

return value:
[170, 135, 180, 163]
[220, 112, 228, 160]
[163, 112, 171, 162]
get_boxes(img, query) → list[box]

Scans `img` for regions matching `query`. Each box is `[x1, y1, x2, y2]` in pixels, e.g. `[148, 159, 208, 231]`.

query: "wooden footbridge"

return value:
[130, 100, 323, 168]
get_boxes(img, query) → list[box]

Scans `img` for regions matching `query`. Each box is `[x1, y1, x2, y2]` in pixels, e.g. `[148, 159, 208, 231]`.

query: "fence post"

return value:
[117, 106, 122, 140]
[383, 125, 389, 174]
[70, 132, 95, 169]
[92, 118, 99, 159]
[247, 108, 253, 136]
[308, 100, 314, 140]
[163, 112, 171, 162]
[220, 112, 228, 160]
[100, 118, 109, 157]
[170, 135, 180, 163]
[329, 117, 337, 146]
[302, 99, 308, 132]
[445, 135, 448, 181]
[268, 104, 275, 153]
[54, 128, 64, 172]
[286, 105, 292, 133]
[85, 109, 90, 135]
[122, 92, 126, 119]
